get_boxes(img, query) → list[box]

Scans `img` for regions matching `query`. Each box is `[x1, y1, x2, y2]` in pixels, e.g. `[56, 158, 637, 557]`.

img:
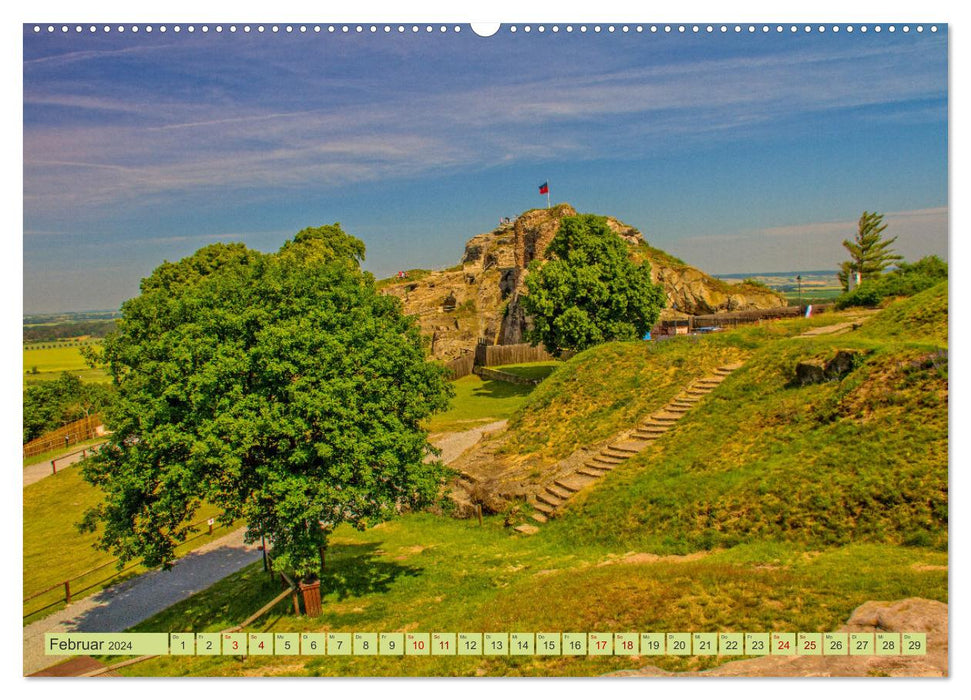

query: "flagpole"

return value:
[546, 178, 550, 209]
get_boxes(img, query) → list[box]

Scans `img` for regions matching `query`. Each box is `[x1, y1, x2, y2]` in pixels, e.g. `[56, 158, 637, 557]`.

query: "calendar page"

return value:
[20, 8, 949, 687]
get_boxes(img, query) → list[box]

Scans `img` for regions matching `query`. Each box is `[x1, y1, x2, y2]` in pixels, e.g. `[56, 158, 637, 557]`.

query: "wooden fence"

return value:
[677, 304, 834, 331]
[475, 341, 560, 367]
[23, 514, 241, 621]
[444, 341, 571, 381]
[444, 353, 475, 380]
[23, 414, 103, 459]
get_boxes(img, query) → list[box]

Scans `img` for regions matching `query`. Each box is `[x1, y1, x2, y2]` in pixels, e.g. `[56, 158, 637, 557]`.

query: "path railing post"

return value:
[64, 581, 71, 604]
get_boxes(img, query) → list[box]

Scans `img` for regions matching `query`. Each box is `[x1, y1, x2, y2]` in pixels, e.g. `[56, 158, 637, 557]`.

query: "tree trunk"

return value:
[300, 579, 322, 616]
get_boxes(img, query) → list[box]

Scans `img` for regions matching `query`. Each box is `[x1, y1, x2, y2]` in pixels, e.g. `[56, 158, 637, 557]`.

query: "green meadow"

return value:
[113, 285, 946, 676]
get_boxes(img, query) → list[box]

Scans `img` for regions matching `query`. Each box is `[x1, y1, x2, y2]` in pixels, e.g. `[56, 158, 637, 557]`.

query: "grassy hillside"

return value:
[500, 340, 745, 463]
[856, 281, 948, 345]
[549, 287, 947, 553]
[497, 313, 841, 466]
[92, 294, 946, 677]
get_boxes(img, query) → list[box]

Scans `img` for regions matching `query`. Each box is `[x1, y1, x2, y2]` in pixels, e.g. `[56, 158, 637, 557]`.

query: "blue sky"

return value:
[23, 24, 948, 313]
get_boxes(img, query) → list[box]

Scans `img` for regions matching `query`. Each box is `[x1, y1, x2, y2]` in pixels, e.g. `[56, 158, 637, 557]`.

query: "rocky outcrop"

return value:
[652, 265, 780, 316]
[381, 204, 786, 361]
[607, 598, 947, 677]
[795, 349, 870, 386]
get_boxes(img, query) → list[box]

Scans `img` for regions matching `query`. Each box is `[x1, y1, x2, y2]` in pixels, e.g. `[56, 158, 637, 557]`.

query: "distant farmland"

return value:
[23, 339, 108, 385]
[716, 270, 843, 305]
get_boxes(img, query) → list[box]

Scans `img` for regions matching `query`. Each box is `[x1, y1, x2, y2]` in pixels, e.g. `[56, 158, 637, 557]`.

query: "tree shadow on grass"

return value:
[470, 378, 535, 400]
[320, 542, 423, 601]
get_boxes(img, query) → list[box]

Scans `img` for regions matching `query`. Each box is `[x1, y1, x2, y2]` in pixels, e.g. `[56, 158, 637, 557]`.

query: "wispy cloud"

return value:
[23, 43, 174, 69]
[23, 34, 946, 219]
[22, 31, 948, 312]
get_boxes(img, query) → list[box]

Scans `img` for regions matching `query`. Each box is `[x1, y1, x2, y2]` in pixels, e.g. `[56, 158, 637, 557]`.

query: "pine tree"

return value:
[838, 211, 902, 290]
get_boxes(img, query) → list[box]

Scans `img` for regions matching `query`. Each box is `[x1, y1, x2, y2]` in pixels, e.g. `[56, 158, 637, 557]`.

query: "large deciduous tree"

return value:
[80, 224, 453, 585]
[521, 214, 667, 356]
[838, 211, 903, 290]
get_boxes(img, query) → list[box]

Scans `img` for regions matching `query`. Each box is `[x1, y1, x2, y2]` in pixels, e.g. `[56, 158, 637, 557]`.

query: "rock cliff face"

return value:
[381, 204, 785, 361]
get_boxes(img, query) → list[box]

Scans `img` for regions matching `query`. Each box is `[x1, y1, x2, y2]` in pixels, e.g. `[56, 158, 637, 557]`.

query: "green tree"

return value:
[79, 225, 453, 585]
[521, 214, 667, 356]
[838, 211, 903, 290]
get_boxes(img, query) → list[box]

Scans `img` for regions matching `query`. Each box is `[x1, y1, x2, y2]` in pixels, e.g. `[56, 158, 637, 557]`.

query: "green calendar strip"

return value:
[44, 631, 928, 657]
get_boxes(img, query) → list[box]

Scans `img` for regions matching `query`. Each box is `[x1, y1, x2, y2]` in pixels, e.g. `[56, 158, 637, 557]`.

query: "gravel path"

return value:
[24, 422, 503, 675]
[23, 443, 105, 488]
[23, 528, 262, 675]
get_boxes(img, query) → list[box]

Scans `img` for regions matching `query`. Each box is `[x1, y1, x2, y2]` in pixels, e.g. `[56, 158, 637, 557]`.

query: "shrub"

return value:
[835, 256, 947, 309]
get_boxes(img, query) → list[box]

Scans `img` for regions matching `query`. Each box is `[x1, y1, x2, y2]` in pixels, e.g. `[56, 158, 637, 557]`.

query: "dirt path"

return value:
[24, 422, 501, 675]
[797, 310, 879, 338]
[428, 420, 507, 465]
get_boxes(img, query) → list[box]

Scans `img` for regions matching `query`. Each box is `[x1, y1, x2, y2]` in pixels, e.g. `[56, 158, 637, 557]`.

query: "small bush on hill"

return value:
[835, 256, 947, 309]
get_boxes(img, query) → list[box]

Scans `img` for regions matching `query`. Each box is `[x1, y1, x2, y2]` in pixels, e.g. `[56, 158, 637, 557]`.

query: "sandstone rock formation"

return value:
[381, 204, 786, 361]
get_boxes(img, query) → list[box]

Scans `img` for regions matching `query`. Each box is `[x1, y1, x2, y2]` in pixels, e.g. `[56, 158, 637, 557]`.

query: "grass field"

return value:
[23, 467, 228, 623]
[122, 516, 946, 677]
[783, 288, 843, 304]
[492, 362, 560, 382]
[57, 290, 947, 677]
[425, 373, 539, 433]
[23, 341, 108, 385]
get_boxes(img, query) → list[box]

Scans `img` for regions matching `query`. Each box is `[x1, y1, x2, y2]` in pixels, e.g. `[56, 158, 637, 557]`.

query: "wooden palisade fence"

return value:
[444, 353, 475, 380]
[445, 341, 571, 381]
[475, 339, 561, 367]
[665, 303, 835, 332]
[23, 414, 103, 459]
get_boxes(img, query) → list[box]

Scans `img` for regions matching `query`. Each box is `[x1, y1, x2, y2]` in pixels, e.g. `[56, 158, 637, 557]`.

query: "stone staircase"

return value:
[515, 362, 745, 534]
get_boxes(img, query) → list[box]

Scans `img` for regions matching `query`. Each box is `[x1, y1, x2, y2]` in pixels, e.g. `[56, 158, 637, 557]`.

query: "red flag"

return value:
[538, 181, 549, 195]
